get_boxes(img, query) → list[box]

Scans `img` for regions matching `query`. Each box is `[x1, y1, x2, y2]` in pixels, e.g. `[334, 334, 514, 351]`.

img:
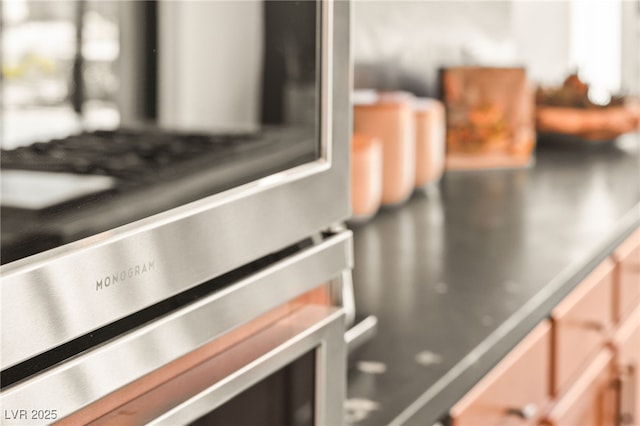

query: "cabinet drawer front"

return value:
[616, 306, 640, 367]
[545, 349, 616, 426]
[614, 306, 640, 426]
[613, 228, 640, 323]
[552, 258, 614, 396]
[450, 321, 551, 426]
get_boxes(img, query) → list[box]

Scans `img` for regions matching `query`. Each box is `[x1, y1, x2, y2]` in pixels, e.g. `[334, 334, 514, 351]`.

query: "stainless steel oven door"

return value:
[0, 230, 352, 424]
[1, 0, 352, 371]
[144, 305, 346, 426]
[5, 307, 346, 426]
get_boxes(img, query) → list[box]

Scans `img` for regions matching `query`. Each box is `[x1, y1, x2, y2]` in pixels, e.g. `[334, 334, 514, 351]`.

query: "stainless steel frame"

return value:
[148, 305, 346, 426]
[1, 0, 352, 370]
[0, 231, 352, 423]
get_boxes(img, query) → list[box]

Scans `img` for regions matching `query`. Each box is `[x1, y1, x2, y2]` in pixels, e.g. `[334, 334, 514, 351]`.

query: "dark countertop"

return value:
[346, 135, 640, 426]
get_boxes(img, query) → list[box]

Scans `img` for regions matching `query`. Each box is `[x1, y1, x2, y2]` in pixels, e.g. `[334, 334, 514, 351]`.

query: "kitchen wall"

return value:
[353, 0, 515, 97]
[509, 1, 572, 86]
[569, 0, 622, 98]
[621, 0, 640, 95]
[353, 0, 633, 97]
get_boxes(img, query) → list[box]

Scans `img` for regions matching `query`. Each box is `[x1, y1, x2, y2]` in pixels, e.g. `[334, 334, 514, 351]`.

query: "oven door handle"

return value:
[144, 305, 346, 426]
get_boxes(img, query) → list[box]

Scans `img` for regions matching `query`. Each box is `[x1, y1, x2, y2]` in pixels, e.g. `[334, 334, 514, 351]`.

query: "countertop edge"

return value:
[388, 202, 640, 426]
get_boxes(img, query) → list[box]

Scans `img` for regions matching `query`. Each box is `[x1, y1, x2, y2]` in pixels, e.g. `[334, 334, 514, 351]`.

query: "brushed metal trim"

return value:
[1, 0, 351, 370]
[346, 315, 378, 353]
[0, 231, 352, 421]
[147, 305, 346, 426]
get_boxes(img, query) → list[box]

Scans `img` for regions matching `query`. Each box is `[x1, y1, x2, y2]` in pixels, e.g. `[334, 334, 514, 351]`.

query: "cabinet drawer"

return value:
[613, 306, 640, 426]
[450, 321, 551, 426]
[613, 228, 640, 324]
[552, 258, 614, 396]
[544, 349, 616, 426]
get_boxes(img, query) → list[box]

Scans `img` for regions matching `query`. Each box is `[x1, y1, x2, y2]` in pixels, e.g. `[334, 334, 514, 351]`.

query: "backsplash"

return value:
[353, 1, 516, 97]
[353, 0, 634, 97]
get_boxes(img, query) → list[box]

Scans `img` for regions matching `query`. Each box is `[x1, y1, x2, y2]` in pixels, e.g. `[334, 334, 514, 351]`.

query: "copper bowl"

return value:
[536, 100, 640, 142]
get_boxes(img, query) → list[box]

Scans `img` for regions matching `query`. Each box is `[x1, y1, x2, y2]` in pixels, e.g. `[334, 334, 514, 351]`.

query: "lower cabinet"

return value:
[614, 306, 640, 426]
[551, 259, 614, 397]
[449, 228, 640, 426]
[543, 349, 617, 426]
[450, 322, 551, 426]
[612, 228, 640, 323]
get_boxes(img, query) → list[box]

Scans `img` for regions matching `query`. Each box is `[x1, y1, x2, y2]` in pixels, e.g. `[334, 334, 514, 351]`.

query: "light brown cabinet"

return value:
[450, 228, 640, 426]
[543, 349, 617, 426]
[551, 259, 614, 397]
[613, 305, 640, 426]
[450, 322, 551, 426]
[613, 229, 640, 324]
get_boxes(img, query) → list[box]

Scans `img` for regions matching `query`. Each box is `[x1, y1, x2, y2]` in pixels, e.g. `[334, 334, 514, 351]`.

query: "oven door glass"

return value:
[188, 350, 316, 426]
[1, 0, 321, 263]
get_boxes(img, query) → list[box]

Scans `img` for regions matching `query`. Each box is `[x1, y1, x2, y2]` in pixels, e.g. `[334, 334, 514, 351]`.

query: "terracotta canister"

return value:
[414, 98, 446, 187]
[350, 134, 382, 222]
[353, 91, 416, 206]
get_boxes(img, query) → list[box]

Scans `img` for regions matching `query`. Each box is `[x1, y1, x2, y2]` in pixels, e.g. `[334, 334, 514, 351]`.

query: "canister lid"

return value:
[352, 90, 380, 106]
[353, 90, 415, 110]
[377, 91, 415, 105]
[415, 98, 444, 113]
